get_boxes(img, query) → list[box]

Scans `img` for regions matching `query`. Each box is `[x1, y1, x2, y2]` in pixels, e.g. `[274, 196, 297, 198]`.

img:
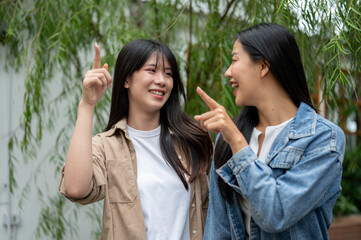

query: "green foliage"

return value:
[334, 143, 361, 217]
[1, 0, 360, 239]
[36, 194, 78, 240]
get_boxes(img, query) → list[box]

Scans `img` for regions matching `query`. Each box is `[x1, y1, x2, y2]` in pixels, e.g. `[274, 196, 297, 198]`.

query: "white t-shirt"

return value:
[249, 118, 293, 163]
[127, 125, 191, 240]
[239, 118, 293, 238]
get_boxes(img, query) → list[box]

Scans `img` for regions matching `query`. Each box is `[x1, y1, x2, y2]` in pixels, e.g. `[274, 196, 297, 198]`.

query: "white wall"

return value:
[0, 46, 96, 240]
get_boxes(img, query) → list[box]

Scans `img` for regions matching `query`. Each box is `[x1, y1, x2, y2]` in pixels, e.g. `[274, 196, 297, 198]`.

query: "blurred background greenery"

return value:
[1, 0, 360, 239]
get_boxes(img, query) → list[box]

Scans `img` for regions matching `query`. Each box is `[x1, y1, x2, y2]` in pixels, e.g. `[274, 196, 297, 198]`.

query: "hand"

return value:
[81, 42, 112, 108]
[194, 87, 248, 154]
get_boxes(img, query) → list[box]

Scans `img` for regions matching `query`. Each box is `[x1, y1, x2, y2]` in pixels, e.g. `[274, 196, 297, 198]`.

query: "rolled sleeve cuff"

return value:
[216, 146, 257, 194]
[58, 165, 100, 205]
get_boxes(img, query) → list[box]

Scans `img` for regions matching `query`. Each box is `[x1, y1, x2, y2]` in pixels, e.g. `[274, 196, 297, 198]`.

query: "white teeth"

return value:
[231, 83, 239, 88]
[150, 90, 164, 96]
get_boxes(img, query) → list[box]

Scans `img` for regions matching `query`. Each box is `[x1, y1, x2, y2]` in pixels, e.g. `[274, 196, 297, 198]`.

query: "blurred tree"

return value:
[1, 0, 360, 239]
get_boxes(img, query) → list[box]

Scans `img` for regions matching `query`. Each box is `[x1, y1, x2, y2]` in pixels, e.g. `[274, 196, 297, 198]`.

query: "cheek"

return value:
[232, 64, 243, 79]
[169, 78, 174, 88]
[167, 79, 174, 93]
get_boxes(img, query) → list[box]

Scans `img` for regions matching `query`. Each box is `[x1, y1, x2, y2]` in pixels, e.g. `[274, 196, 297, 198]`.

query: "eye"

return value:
[165, 72, 173, 77]
[146, 68, 156, 73]
[231, 59, 236, 63]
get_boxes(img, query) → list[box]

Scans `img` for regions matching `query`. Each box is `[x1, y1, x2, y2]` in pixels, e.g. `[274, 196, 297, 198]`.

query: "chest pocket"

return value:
[106, 159, 137, 203]
[268, 148, 303, 177]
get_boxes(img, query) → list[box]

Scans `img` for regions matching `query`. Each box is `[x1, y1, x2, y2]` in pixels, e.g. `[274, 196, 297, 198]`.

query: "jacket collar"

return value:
[266, 102, 317, 164]
[104, 117, 128, 137]
[288, 102, 317, 139]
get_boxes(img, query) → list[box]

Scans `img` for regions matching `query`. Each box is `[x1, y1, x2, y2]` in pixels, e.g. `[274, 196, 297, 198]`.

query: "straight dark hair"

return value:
[214, 23, 315, 201]
[105, 39, 213, 190]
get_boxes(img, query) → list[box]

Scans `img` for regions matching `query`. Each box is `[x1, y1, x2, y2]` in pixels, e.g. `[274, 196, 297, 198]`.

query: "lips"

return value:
[230, 81, 239, 96]
[149, 89, 166, 99]
[149, 90, 164, 96]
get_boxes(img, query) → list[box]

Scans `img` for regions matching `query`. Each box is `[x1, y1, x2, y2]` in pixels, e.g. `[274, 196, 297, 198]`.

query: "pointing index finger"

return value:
[93, 42, 101, 69]
[196, 87, 220, 110]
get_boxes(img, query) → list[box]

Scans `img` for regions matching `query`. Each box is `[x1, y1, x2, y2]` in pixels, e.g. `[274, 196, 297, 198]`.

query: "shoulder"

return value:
[300, 113, 346, 162]
[314, 114, 346, 150]
[94, 118, 128, 139]
[92, 118, 128, 148]
[290, 103, 345, 160]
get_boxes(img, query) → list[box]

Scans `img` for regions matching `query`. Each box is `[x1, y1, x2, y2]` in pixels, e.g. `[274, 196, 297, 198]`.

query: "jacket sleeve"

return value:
[58, 134, 107, 204]
[203, 160, 233, 239]
[216, 125, 346, 233]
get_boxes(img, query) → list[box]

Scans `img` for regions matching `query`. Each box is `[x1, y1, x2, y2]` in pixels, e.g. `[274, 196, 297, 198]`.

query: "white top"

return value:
[127, 125, 191, 240]
[239, 118, 293, 238]
[249, 118, 293, 163]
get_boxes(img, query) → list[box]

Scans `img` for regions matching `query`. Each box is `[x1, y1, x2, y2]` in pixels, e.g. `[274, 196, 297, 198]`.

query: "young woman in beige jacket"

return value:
[59, 40, 212, 240]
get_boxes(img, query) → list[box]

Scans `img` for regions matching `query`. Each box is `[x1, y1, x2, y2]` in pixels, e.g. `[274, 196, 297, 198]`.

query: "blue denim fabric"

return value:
[204, 103, 346, 240]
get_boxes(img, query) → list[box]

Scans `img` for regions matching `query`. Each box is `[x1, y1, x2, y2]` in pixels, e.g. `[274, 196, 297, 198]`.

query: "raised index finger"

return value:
[196, 87, 220, 110]
[92, 42, 101, 69]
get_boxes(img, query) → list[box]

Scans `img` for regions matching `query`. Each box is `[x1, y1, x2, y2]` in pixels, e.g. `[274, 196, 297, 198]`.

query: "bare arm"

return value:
[63, 43, 112, 198]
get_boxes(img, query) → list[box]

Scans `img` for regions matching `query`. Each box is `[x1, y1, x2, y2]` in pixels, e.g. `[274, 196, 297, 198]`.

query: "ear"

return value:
[124, 76, 130, 88]
[260, 60, 270, 78]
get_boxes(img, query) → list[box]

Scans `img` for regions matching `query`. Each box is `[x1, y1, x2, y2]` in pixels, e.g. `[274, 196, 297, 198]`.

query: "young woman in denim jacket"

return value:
[195, 23, 346, 239]
[59, 40, 212, 239]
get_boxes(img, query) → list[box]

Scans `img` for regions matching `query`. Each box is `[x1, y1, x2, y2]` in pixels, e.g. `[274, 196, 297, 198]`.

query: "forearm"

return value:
[63, 101, 95, 198]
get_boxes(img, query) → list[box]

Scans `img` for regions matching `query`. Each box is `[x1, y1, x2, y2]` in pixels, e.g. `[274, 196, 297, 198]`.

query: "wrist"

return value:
[79, 99, 95, 113]
[229, 135, 248, 155]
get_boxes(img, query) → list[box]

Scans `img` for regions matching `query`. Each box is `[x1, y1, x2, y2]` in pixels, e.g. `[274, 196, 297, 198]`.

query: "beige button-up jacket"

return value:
[59, 118, 209, 240]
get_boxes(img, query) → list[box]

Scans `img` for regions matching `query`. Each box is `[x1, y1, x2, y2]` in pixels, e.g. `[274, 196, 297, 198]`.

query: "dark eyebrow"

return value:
[144, 64, 156, 67]
[144, 64, 172, 71]
[231, 53, 239, 57]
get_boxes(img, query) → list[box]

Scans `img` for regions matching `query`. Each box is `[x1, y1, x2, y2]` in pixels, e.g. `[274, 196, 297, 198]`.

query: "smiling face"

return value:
[125, 51, 173, 116]
[225, 40, 263, 107]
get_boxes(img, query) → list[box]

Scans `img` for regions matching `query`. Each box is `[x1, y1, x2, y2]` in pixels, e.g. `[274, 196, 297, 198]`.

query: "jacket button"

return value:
[192, 230, 196, 235]
[192, 203, 195, 208]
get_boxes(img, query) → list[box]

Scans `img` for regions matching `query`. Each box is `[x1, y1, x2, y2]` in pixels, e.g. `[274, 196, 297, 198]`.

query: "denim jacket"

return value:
[204, 103, 346, 240]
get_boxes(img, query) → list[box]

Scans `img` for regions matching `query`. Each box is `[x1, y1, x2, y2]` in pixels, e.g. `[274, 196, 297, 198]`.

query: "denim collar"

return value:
[288, 102, 317, 139]
[266, 102, 316, 164]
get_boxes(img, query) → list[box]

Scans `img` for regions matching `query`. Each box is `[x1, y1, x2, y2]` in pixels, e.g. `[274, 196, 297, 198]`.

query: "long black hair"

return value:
[105, 39, 213, 190]
[215, 23, 315, 201]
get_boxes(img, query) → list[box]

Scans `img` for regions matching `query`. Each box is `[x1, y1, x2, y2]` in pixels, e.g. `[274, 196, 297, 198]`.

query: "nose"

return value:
[225, 65, 232, 79]
[154, 72, 166, 86]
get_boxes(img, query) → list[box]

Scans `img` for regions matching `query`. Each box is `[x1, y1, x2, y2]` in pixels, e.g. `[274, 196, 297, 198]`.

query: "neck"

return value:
[255, 77, 298, 131]
[256, 98, 297, 131]
[127, 107, 161, 131]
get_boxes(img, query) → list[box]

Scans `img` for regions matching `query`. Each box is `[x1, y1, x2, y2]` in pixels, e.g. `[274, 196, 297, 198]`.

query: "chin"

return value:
[148, 103, 165, 112]
[235, 98, 244, 107]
